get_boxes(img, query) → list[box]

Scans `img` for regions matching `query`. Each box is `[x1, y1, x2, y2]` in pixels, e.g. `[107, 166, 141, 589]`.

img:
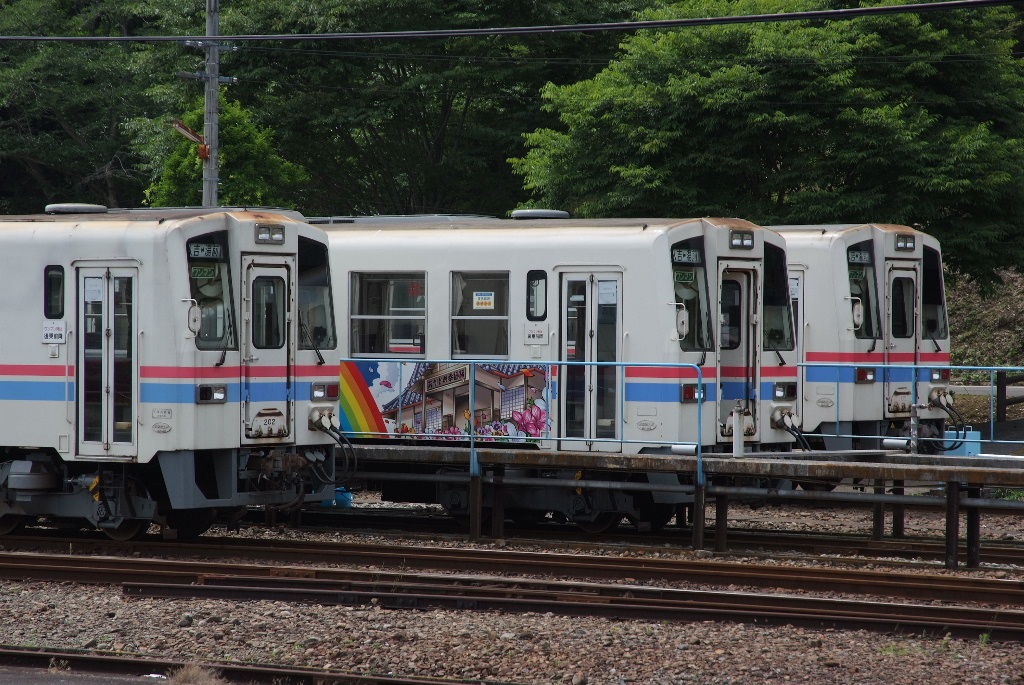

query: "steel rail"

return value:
[284, 507, 1024, 565]
[2, 542, 1024, 606]
[120, 577, 1024, 642]
[0, 645, 497, 685]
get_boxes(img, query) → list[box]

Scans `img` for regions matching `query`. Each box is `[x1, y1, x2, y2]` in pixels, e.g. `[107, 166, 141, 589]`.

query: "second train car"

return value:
[311, 213, 801, 530]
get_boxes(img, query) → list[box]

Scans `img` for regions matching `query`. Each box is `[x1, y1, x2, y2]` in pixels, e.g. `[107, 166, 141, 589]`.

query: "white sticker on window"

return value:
[84, 278, 104, 302]
[473, 292, 494, 309]
[598, 281, 618, 305]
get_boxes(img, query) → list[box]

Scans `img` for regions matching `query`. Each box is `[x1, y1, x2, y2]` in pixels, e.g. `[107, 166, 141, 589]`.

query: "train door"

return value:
[717, 265, 760, 441]
[883, 264, 919, 417]
[559, 273, 621, 452]
[77, 266, 138, 458]
[241, 255, 295, 442]
[788, 269, 806, 419]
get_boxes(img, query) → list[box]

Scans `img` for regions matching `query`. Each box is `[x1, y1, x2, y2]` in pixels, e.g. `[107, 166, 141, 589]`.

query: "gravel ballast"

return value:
[4, 497, 1024, 685]
[3, 578, 1022, 685]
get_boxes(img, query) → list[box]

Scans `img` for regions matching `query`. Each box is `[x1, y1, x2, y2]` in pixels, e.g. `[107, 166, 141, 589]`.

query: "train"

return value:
[310, 212, 804, 530]
[772, 224, 956, 458]
[0, 204, 958, 538]
[0, 205, 340, 540]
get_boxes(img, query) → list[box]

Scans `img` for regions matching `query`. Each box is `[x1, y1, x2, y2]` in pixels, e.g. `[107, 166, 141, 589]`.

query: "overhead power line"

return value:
[0, 0, 1018, 43]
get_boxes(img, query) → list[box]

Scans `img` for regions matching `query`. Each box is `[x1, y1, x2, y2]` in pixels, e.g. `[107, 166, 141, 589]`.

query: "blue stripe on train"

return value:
[2, 380, 304, 404]
[806, 367, 930, 383]
[0, 381, 73, 401]
[625, 382, 717, 402]
[142, 382, 293, 404]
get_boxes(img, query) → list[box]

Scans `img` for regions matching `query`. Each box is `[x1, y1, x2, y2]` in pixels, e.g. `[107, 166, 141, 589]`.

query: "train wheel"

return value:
[795, 480, 840, 492]
[506, 509, 548, 526]
[574, 513, 623, 534]
[0, 514, 27, 536]
[626, 504, 675, 532]
[102, 519, 149, 541]
[165, 509, 215, 540]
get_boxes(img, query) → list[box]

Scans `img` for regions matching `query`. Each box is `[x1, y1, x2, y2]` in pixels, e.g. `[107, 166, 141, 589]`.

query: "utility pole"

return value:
[175, 2, 235, 205]
[203, 0, 220, 208]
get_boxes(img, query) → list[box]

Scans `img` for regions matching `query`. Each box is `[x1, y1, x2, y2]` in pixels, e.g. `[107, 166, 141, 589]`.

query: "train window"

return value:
[847, 240, 880, 339]
[720, 281, 742, 350]
[527, 270, 546, 321]
[252, 276, 286, 349]
[186, 231, 237, 351]
[452, 271, 509, 357]
[922, 246, 948, 340]
[762, 243, 795, 351]
[891, 277, 915, 338]
[297, 237, 337, 350]
[671, 238, 712, 351]
[351, 272, 426, 355]
[44, 266, 64, 319]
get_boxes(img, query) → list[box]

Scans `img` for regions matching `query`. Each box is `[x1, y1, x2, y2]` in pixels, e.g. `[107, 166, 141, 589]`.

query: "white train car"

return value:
[772, 224, 952, 456]
[313, 213, 800, 530]
[0, 205, 340, 539]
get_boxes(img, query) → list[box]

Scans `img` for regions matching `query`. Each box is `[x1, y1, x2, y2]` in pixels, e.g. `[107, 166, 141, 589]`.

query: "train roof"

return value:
[0, 205, 305, 223]
[0, 206, 305, 233]
[769, 223, 940, 250]
[307, 215, 762, 232]
[768, 223, 927, 235]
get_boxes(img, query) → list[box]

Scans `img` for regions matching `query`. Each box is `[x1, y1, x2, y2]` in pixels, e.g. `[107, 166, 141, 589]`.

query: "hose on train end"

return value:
[783, 425, 814, 452]
[309, 410, 359, 485]
[773, 408, 813, 451]
[925, 391, 966, 452]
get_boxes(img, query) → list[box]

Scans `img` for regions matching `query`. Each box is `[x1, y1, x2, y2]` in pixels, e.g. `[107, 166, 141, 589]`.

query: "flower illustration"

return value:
[512, 402, 548, 437]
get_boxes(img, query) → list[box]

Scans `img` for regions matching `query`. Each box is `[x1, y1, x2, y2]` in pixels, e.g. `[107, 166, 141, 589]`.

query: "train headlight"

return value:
[773, 382, 797, 400]
[311, 382, 340, 401]
[930, 368, 950, 382]
[729, 230, 754, 249]
[196, 384, 228, 404]
[895, 233, 916, 251]
[855, 367, 876, 384]
[680, 383, 704, 403]
[255, 223, 286, 244]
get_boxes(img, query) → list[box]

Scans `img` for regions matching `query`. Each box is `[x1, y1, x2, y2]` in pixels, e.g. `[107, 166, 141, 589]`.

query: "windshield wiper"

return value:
[216, 307, 234, 367]
[765, 336, 787, 366]
[299, 310, 326, 366]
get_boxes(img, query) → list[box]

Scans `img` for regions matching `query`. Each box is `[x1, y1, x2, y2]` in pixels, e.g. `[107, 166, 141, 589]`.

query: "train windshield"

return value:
[922, 246, 948, 340]
[186, 231, 237, 351]
[670, 238, 712, 351]
[297, 237, 337, 350]
[762, 243, 795, 351]
[847, 240, 880, 339]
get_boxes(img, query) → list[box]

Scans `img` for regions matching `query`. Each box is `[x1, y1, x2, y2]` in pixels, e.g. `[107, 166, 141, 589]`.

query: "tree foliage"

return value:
[221, 0, 639, 216]
[0, 0, 169, 211]
[512, 0, 1024, 286]
[145, 97, 309, 207]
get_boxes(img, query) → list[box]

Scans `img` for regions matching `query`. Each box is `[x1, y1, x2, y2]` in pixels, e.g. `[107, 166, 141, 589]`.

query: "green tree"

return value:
[0, 0, 179, 212]
[223, 0, 640, 216]
[145, 97, 309, 207]
[512, 0, 1024, 286]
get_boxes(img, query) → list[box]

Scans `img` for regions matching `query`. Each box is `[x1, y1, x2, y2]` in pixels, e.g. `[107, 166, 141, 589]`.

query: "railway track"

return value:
[0, 645, 491, 685]
[3, 540, 1024, 641]
[283, 505, 1024, 566]
[2, 534, 1023, 601]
